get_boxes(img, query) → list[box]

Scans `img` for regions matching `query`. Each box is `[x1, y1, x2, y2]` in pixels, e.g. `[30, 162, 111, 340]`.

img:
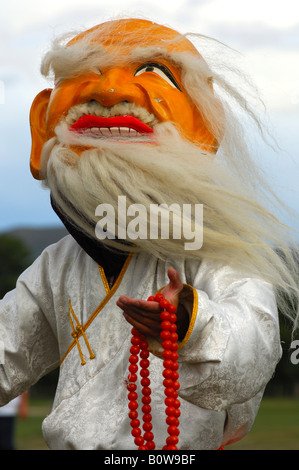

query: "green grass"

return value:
[14, 397, 299, 450]
[228, 397, 299, 450]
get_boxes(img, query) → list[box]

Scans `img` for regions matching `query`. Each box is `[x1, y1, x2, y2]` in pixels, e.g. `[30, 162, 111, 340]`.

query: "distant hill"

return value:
[3, 226, 68, 259]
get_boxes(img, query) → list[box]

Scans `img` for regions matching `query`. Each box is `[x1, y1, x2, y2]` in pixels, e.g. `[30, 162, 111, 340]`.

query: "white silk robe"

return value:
[0, 235, 281, 450]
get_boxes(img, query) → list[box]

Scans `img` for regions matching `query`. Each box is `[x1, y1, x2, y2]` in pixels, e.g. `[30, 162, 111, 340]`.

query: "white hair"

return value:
[40, 20, 299, 333]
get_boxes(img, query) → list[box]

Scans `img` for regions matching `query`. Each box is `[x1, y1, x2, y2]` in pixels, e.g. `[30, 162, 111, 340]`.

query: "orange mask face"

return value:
[30, 19, 218, 179]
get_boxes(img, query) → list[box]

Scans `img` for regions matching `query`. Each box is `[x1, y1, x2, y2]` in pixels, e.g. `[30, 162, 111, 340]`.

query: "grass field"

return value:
[14, 397, 299, 450]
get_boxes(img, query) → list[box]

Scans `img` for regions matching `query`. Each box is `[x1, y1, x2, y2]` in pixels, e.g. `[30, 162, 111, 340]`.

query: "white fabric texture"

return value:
[0, 235, 281, 449]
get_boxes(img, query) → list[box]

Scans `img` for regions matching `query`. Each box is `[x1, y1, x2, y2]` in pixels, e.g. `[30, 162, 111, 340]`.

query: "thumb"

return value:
[164, 267, 183, 299]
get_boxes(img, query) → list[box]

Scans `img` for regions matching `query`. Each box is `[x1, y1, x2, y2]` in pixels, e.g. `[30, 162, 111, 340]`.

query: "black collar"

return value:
[51, 197, 128, 278]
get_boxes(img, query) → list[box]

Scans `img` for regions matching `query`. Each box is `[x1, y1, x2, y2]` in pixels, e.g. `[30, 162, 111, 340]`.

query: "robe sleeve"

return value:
[0, 249, 60, 406]
[177, 263, 282, 412]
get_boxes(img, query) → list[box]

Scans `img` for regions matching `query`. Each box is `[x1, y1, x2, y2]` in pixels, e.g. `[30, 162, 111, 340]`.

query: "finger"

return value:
[122, 312, 161, 337]
[167, 267, 183, 292]
[117, 297, 161, 313]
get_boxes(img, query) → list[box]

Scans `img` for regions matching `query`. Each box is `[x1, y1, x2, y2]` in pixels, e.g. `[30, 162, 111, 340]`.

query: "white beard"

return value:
[40, 111, 299, 331]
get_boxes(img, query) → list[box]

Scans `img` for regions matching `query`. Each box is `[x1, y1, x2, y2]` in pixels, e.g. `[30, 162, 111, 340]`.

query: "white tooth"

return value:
[100, 128, 111, 137]
[119, 127, 130, 137]
[110, 127, 120, 137]
[90, 127, 100, 135]
[129, 129, 138, 136]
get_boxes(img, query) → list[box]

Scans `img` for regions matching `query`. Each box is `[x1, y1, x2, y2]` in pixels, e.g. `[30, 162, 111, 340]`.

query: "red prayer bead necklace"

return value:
[127, 293, 181, 450]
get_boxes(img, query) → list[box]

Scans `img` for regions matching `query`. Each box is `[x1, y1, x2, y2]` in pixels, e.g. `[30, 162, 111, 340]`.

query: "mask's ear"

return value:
[29, 88, 52, 180]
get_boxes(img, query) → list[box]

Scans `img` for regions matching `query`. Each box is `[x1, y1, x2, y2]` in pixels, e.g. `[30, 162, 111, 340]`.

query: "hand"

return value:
[117, 267, 187, 338]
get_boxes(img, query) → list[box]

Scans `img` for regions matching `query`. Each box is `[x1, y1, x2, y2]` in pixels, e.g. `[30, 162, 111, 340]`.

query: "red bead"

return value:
[131, 336, 140, 345]
[171, 371, 179, 380]
[140, 368, 150, 378]
[165, 397, 175, 406]
[173, 408, 181, 418]
[142, 396, 151, 404]
[170, 342, 178, 351]
[165, 406, 176, 416]
[169, 313, 177, 323]
[167, 445, 178, 450]
[128, 391, 138, 401]
[147, 296, 155, 301]
[140, 350, 149, 359]
[170, 324, 177, 333]
[130, 345, 140, 355]
[171, 352, 179, 361]
[160, 311, 170, 321]
[166, 416, 177, 426]
[164, 387, 175, 397]
[127, 383, 137, 392]
[129, 364, 138, 373]
[162, 340, 172, 350]
[174, 399, 181, 409]
[129, 354, 139, 364]
[131, 427, 141, 437]
[167, 304, 177, 314]
[130, 419, 140, 428]
[147, 441, 156, 450]
[162, 349, 173, 360]
[144, 431, 154, 442]
[162, 369, 173, 379]
[128, 373, 137, 382]
[131, 327, 140, 336]
[138, 445, 148, 450]
[129, 410, 138, 420]
[154, 293, 164, 302]
[142, 404, 151, 414]
[143, 422, 153, 432]
[170, 361, 179, 371]
[163, 360, 173, 369]
[166, 435, 178, 445]
[139, 341, 149, 351]
[163, 378, 173, 388]
[141, 377, 150, 387]
[128, 400, 139, 411]
[159, 298, 170, 309]
[161, 320, 172, 330]
[160, 330, 171, 341]
[168, 425, 180, 436]
[142, 387, 151, 396]
[143, 413, 152, 422]
[134, 436, 144, 446]
[140, 359, 150, 369]
[170, 333, 178, 342]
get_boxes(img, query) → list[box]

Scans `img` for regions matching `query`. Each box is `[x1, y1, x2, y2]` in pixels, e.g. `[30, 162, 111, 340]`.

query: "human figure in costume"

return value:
[0, 18, 298, 450]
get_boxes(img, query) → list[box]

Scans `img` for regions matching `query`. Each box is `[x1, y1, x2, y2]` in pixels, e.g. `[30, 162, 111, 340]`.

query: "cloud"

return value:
[207, 21, 299, 51]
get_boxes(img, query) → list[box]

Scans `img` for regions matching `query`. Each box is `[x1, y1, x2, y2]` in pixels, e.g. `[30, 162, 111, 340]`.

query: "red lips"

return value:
[70, 115, 153, 134]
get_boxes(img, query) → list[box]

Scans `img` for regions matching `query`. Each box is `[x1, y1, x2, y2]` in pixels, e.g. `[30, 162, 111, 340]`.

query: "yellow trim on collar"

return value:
[60, 253, 132, 365]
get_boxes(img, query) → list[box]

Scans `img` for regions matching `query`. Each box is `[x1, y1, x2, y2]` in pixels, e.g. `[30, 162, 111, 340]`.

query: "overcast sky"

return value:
[0, 0, 298, 235]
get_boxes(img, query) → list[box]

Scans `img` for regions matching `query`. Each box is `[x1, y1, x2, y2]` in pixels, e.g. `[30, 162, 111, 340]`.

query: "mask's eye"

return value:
[134, 62, 182, 91]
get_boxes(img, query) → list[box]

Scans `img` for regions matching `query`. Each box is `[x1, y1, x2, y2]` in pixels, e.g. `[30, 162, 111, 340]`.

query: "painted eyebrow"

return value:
[134, 62, 182, 91]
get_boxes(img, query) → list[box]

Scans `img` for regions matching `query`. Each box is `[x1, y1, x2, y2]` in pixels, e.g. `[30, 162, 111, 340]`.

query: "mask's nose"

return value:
[78, 67, 147, 108]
